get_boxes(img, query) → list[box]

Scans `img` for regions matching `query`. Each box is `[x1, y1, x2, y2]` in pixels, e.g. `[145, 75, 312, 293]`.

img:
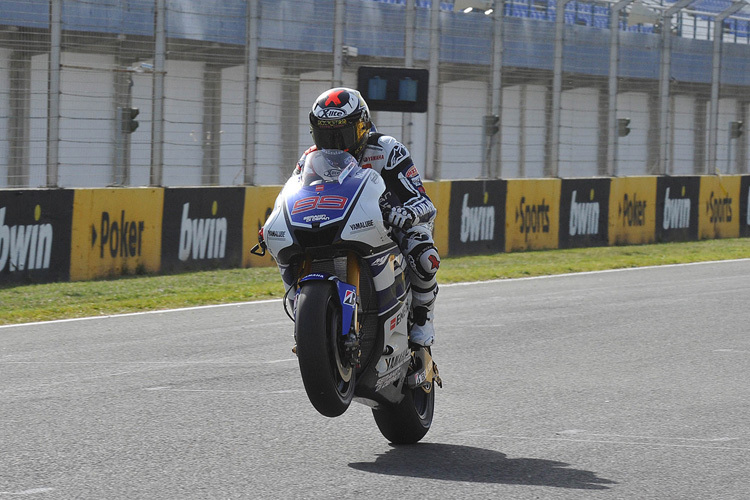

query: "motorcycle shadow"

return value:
[348, 443, 615, 490]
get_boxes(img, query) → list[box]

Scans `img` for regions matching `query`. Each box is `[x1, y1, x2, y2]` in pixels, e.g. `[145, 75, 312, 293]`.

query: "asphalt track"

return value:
[2, 260, 749, 499]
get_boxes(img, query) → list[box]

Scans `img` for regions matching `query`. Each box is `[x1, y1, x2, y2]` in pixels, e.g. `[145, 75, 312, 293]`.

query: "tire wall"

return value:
[0, 175, 748, 285]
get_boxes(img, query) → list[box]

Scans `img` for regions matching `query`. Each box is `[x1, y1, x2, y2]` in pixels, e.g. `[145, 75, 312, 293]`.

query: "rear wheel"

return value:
[296, 281, 355, 417]
[372, 361, 435, 444]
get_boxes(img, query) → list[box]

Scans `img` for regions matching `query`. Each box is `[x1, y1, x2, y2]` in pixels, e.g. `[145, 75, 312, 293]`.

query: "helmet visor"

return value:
[311, 121, 359, 152]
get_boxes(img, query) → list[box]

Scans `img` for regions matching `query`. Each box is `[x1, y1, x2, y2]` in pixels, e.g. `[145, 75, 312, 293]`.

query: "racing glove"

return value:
[384, 205, 417, 229]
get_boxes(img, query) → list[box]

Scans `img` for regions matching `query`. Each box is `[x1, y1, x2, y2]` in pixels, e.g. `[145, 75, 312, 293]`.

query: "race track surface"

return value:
[2, 260, 749, 499]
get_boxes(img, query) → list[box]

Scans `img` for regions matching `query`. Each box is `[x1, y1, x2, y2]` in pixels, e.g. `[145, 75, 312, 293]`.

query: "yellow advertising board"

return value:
[608, 176, 657, 245]
[243, 185, 283, 268]
[505, 178, 561, 252]
[698, 175, 740, 239]
[423, 180, 451, 257]
[70, 188, 164, 281]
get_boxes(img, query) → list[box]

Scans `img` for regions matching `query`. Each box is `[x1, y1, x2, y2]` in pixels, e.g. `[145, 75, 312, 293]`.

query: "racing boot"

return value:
[409, 305, 435, 347]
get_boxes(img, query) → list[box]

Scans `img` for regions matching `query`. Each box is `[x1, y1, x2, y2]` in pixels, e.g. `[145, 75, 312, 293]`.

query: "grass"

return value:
[1, 238, 748, 326]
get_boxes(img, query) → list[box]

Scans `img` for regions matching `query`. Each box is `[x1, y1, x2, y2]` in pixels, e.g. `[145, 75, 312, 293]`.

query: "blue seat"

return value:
[530, 7, 548, 20]
[575, 4, 593, 26]
[593, 5, 609, 29]
[506, 0, 530, 18]
[514, 4, 530, 18]
[564, 1, 578, 25]
[737, 19, 750, 38]
[681, 0, 731, 13]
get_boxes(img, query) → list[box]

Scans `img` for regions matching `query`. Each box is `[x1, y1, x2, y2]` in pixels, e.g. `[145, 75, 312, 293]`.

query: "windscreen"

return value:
[301, 149, 359, 187]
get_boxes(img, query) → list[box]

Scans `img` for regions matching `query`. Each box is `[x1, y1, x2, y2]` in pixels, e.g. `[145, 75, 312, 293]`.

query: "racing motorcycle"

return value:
[252, 149, 441, 444]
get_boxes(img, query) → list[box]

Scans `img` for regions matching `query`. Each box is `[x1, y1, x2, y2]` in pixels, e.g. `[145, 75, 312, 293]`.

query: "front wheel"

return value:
[296, 281, 355, 417]
[372, 374, 435, 444]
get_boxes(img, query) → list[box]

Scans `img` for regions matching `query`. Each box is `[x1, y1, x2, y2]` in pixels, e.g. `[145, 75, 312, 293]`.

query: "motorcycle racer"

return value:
[282, 87, 440, 346]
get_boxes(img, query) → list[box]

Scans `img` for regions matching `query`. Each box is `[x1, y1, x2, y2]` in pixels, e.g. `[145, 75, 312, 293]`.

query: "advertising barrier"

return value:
[698, 175, 740, 240]
[608, 177, 657, 246]
[505, 179, 561, 252]
[741, 176, 750, 238]
[447, 180, 505, 256]
[70, 188, 164, 281]
[0, 189, 74, 284]
[559, 178, 610, 249]
[161, 187, 246, 273]
[1, 174, 748, 287]
[655, 176, 700, 243]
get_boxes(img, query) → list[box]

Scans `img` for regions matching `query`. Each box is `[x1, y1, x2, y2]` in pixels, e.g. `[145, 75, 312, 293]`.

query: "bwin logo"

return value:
[663, 187, 691, 230]
[0, 206, 53, 272]
[178, 202, 228, 261]
[569, 190, 600, 236]
[460, 193, 495, 243]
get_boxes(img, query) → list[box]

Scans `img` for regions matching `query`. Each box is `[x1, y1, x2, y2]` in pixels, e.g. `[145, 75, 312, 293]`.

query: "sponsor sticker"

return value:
[344, 289, 356, 306]
[447, 180, 506, 257]
[655, 176, 700, 242]
[559, 179, 610, 249]
[698, 175, 740, 239]
[348, 220, 375, 232]
[505, 179, 560, 252]
[316, 109, 346, 119]
[70, 188, 164, 281]
[161, 188, 244, 273]
[303, 214, 330, 223]
[0, 190, 74, 283]
[608, 176, 656, 246]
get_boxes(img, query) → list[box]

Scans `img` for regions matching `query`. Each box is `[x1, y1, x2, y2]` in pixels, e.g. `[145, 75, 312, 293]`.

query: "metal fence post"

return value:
[708, 0, 747, 174]
[402, 0, 416, 150]
[9, 52, 31, 187]
[489, 0, 504, 179]
[244, 0, 259, 185]
[333, 0, 344, 87]
[202, 66, 222, 185]
[607, 0, 633, 177]
[150, 0, 166, 186]
[426, 0, 440, 180]
[46, 0, 62, 187]
[658, 0, 694, 175]
[549, 0, 573, 178]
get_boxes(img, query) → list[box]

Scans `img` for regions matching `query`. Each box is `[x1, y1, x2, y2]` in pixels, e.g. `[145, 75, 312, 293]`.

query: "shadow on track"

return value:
[349, 443, 615, 490]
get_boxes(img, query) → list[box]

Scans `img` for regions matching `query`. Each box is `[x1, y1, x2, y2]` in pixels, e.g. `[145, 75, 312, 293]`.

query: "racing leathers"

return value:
[282, 133, 440, 346]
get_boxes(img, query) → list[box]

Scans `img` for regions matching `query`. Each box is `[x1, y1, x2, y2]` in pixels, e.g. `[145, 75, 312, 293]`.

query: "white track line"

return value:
[1, 258, 748, 330]
[443, 257, 750, 287]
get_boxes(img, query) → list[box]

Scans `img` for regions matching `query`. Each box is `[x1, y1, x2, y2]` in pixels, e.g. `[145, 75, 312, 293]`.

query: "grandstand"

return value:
[372, 0, 750, 39]
[0, 0, 749, 187]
